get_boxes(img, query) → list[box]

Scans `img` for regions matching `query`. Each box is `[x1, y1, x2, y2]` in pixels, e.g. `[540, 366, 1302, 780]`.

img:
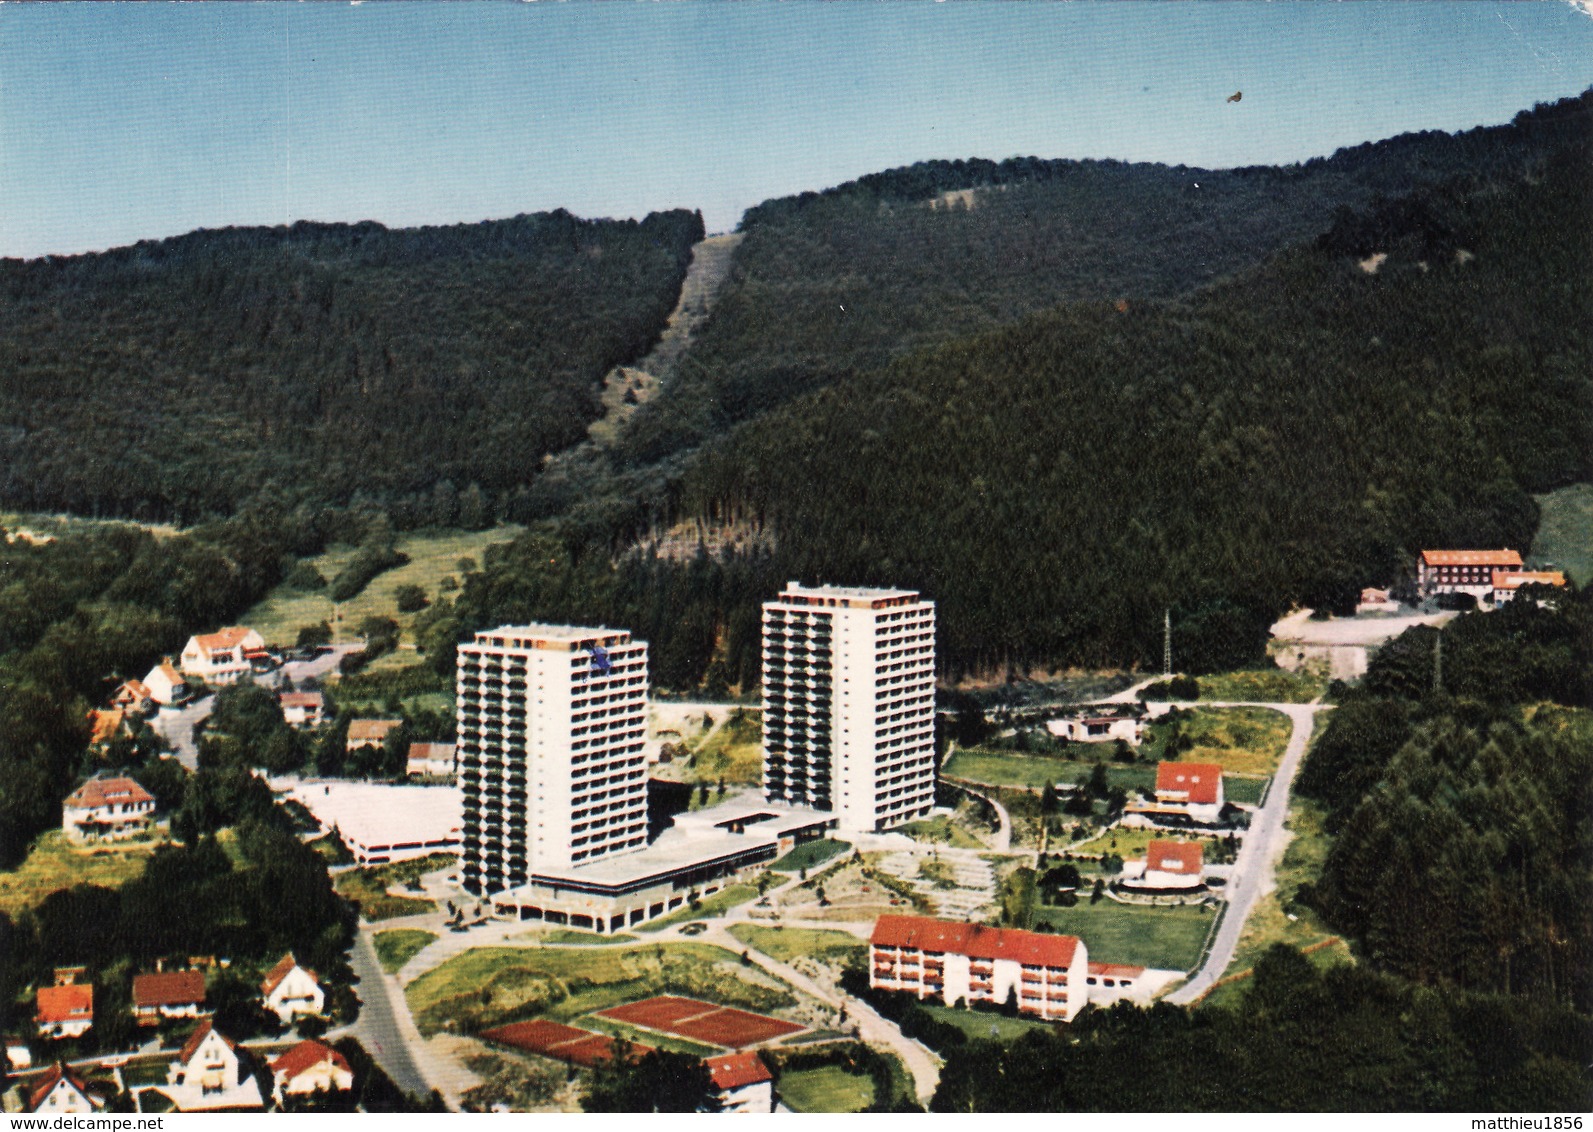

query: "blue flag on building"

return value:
[587, 644, 612, 674]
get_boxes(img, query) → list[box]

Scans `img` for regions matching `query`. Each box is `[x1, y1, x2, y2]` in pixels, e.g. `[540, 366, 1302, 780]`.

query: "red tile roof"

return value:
[1087, 962, 1146, 979]
[193, 627, 253, 652]
[277, 692, 324, 708]
[268, 1039, 350, 1083]
[706, 1051, 772, 1091]
[347, 719, 402, 742]
[178, 1017, 236, 1066]
[156, 660, 184, 684]
[407, 742, 456, 760]
[1146, 841, 1204, 875]
[132, 971, 206, 1008]
[27, 1063, 92, 1112]
[87, 710, 126, 746]
[117, 679, 153, 701]
[64, 776, 154, 811]
[1420, 549, 1522, 567]
[871, 915, 1080, 968]
[35, 984, 93, 1025]
[1492, 569, 1567, 589]
[1155, 763, 1223, 806]
[260, 953, 317, 996]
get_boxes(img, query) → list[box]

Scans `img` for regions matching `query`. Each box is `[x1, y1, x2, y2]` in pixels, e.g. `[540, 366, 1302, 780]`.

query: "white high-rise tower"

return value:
[761, 583, 937, 833]
[455, 625, 649, 896]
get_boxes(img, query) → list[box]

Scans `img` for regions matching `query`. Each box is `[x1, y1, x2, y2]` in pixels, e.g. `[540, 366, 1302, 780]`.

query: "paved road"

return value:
[945, 776, 1011, 852]
[343, 927, 436, 1101]
[1164, 700, 1329, 1004]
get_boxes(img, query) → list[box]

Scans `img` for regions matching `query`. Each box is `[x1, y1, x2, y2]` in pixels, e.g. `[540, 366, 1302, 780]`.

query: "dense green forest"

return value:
[0, 209, 702, 521]
[617, 95, 1590, 464]
[453, 93, 1590, 683]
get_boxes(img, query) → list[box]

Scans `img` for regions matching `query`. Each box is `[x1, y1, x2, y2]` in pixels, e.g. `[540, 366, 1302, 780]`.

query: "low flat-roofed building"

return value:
[279, 779, 462, 865]
[1044, 707, 1145, 745]
[490, 793, 834, 934]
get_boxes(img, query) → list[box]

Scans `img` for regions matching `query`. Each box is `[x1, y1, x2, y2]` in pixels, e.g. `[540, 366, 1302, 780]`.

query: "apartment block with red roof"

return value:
[706, 1051, 773, 1113]
[62, 776, 155, 844]
[869, 914, 1089, 1022]
[179, 626, 266, 684]
[1417, 549, 1522, 598]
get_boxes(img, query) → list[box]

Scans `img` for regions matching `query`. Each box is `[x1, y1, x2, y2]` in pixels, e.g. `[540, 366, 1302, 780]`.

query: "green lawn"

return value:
[728, 925, 867, 968]
[636, 884, 759, 932]
[537, 928, 639, 945]
[119, 1060, 175, 1087]
[0, 829, 164, 918]
[1141, 707, 1292, 776]
[1031, 899, 1216, 971]
[771, 839, 852, 873]
[777, 1065, 875, 1113]
[1068, 826, 1166, 859]
[404, 941, 798, 1037]
[1197, 669, 1327, 704]
[919, 1004, 1055, 1043]
[240, 525, 524, 647]
[1531, 482, 1593, 585]
[373, 929, 439, 974]
[946, 748, 1263, 805]
[891, 814, 986, 849]
[333, 853, 454, 921]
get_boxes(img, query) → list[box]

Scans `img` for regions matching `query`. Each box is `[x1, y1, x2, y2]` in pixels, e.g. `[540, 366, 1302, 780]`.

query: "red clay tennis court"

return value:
[594, 996, 806, 1049]
[480, 1019, 652, 1066]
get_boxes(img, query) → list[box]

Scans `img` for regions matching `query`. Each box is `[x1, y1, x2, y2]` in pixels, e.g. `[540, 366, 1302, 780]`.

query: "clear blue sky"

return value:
[3, 2, 1591, 259]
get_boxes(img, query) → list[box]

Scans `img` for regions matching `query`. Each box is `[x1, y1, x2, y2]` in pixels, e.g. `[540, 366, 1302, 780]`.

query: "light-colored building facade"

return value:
[1417, 549, 1523, 598]
[260, 954, 324, 1024]
[62, 776, 156, 844]
[131, 971, 206, 1026]
[161, 1020, 263, 1112]
[456, 625, 650, 896]
[706, 1051, 774, 1113]
[179, 627, 266, 685]
[762, 583, 937, 834]
[869, 914, 1089, 1022]
[142, 660, 188, 706]
[1045, 708, 1145, 745]
[269, 1040, 353, 1105]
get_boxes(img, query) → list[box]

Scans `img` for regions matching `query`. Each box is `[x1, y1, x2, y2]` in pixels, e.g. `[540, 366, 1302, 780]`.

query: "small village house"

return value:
[1044, 707, 1145, 745]
[346, 719, 402, 752]
[131, 970, 207, 1026]
[278, 691, 326, 729]
[268, 1039, 353, 1106]
[160, 1019, 263, 1112]
[179, 626, 266, 685]
[141, 659, 189, 707]
[1117, 840, 1206, 895]
[1124, 762, 1226, 829]
[86, 708, 131, 749]
[62, 775, 156, 843]
[706, 1051, 773, 1113]
[110, 678, 157, 715]
[869, 914, 1089, 1022]
[14, 1064, 99, 1115]
[406, 741, 457, 780]
[34, 974, 93, 1039]
[260, 954, 325, 1023]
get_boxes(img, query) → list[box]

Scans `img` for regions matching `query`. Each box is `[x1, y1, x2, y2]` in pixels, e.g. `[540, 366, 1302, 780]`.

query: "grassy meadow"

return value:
[0, 830, 164, 918]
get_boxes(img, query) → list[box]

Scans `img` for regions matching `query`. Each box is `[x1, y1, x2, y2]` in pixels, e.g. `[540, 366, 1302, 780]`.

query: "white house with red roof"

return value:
[1417, 549, 1523, 599]
[260, 954, 324, 1024]
[1124, 762, 1226, 829]
[34, 982, 93, 1039]
[160, 1019, 263, 1112]
[869, 914, 1089, 1022]
[706, 1051, 773, 1113]
[14, 1063, 99, 1114]
[111, 678, 157, 715]
[1118, 840, 1206, 895]
[131, 971, 206, 1026]
[62, 775, 156, 843]
[268, 1039, 353, 1105]
[277, 691, 326, 729]
[180, 627, 266, 684]
[141, 659, 189, 706]
[406, 741, 457, 780]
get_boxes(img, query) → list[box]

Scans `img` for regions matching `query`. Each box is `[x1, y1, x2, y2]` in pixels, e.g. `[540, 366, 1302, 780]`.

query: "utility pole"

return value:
[1163, 609, 1173, 678]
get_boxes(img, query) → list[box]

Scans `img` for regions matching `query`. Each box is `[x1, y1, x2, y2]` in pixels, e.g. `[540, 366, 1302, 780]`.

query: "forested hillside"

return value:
[0, 208, 702, 522]
[618, 96, 1591, 463]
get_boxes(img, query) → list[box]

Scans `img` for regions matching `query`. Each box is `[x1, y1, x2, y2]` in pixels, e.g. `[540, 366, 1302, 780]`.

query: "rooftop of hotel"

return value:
[507, 791, 833, 893]
[778, 582, 922, 601]
[472, 623, 630, 642]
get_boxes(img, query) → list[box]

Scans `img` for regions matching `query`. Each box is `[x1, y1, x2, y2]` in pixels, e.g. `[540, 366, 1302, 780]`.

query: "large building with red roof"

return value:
[1417, 549, 1522, 598]
[179, 626, 266, 684]
[869, 914, 1089, 1022]
[62, 775, 155, 844]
